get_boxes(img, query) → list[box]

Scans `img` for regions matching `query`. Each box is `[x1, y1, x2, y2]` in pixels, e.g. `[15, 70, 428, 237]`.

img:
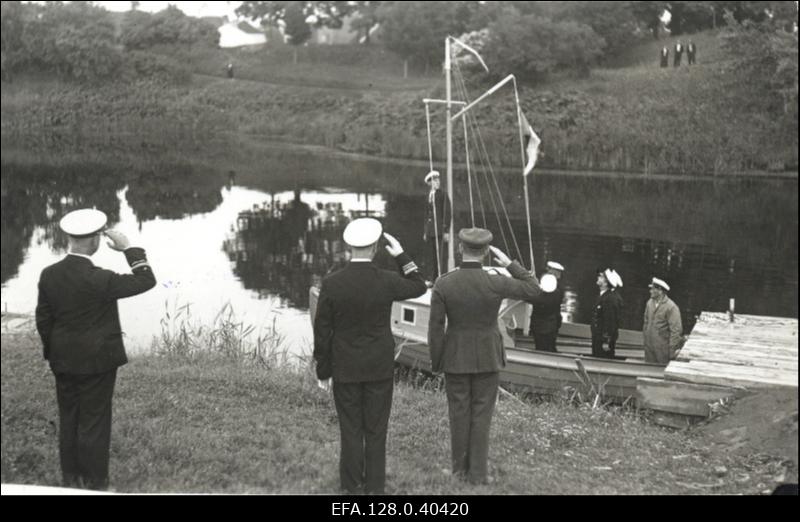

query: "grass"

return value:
[1, 322, 791, 494]
[1, 30, 796, 176]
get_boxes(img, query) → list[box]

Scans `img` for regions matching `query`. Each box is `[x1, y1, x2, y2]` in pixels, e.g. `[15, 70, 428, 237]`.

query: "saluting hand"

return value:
[104, 230, 131, 252]
[383, 232, 404, 258]
[488, 246, 512, 268]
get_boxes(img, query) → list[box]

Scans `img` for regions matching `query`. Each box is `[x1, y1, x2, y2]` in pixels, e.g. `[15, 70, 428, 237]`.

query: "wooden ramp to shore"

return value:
[637, 312, 798, 428]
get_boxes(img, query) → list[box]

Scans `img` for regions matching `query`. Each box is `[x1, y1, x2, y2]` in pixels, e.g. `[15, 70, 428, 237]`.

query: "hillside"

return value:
[1, 30, 796, 177]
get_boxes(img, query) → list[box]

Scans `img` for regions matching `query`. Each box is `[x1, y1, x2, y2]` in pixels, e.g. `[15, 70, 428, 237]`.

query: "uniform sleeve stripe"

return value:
[131, 260, 150, 270]
[402, 261, 418, 275]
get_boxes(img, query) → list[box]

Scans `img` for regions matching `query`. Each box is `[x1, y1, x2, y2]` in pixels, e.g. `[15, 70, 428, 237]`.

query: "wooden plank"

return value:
[665, 360, 798, 389]
[680, 339, 797, 358]
[636, 377, 739, 417]
[650, 411, 704, 429]
[677, 348, 798, 370]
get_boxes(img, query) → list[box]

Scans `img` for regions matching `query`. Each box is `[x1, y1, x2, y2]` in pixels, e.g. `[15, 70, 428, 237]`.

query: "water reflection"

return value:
[1, 140, 797, 355]
[223, 190, 386, 308]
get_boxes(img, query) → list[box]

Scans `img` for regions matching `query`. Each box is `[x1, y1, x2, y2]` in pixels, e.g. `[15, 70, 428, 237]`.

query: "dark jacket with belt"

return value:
[423, 189, 451, 240]
[590, 289, 622, 340]
[429, 261, 541, 374]
[313, 252, 426, 383]
[35, 249, 156, 375]
[529, 284, 564, 335]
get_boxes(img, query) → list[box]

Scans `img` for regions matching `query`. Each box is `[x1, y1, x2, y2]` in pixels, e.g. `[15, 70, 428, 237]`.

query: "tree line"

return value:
[0, 1, 218, 82]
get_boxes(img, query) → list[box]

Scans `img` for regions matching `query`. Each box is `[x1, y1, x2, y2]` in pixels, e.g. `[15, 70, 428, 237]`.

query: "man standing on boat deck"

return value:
[528, 261, 565, 353]
[643, 277, 684, 364]
[423, 170, 451, 281]
[428, 228, 542, 485]
[591, 268, 623, 359]
[313, 218, 426, 494]
[35, 209, 156, 490]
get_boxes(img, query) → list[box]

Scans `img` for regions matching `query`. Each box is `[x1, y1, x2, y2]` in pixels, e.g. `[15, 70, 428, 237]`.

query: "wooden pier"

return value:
[637, 312, 798, 427]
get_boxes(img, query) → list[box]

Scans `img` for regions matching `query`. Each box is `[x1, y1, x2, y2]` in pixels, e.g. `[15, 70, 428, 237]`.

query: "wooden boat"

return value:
[308, 36, 665, 402]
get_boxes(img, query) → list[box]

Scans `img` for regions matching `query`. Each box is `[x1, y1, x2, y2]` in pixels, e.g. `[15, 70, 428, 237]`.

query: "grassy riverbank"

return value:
[1, 31, 796, 177]
[1, 327, 792, 494]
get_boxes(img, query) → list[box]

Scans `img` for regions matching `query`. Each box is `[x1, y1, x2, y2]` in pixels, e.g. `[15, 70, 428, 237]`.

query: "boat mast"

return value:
[445, 37, 455, 271]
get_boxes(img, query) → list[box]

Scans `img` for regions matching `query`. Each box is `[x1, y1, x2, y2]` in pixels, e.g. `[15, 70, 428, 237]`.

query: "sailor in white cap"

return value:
[590, 267, 624, 359]
[422, 170, 451, 280]
[643, 277, 684, 364]
[527, 261, 566, 352]
[35, 209, 156, 490]
[313, 218, 426, 494]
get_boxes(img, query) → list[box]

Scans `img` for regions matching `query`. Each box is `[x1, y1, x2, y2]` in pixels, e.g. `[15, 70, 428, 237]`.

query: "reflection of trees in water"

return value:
[223, 193, 370, 308]
[1, 162, 124, 283]
[125, 163, 224, 222]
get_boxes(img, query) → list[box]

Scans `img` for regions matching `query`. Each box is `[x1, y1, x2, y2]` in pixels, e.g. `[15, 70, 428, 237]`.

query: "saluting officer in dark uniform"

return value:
[35, 209, 156, 490]
[313, 218, 426, 494]
[429, 228, 541, 484]
[590, 268, 623, 359]
[528, 261, 565, 352]
[423, 170, 451, 281]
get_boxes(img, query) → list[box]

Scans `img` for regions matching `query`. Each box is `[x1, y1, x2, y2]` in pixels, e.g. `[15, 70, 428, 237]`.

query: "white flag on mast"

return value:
[520, 111, 541, 177]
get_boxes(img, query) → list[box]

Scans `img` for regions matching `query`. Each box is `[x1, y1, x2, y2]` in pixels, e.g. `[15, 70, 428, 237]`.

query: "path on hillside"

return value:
[193, 72, 435, 95]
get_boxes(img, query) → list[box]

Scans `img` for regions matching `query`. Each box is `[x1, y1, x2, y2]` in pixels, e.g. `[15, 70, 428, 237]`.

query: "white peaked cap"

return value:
[424, 170, 440, 183]
[605, 268, 623, 288]
[343, 218, 383, 247]
[59, 209, 107, 237]
[650, 277, 670, 292]
[540, 273, 558, 293]
[547, 261, 564, 271]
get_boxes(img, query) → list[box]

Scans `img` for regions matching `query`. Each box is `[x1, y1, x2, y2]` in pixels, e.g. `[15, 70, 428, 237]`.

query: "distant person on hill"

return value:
[687, 41, 697, 65]
[227, 63, 234, 79]
[313, 219, 426, 494]
[674, 41, 683, 67]
[591, 268, 623, 359]
[660, 46, 670, 68]
[36, 209, 156, 490]
[643, 277, 684, 364]
[423, 170, 451, 282]
[527, 261, 565, 353]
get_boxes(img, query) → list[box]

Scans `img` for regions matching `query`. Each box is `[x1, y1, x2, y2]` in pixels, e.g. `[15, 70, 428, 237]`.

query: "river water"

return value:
[2, 137, 797, 359]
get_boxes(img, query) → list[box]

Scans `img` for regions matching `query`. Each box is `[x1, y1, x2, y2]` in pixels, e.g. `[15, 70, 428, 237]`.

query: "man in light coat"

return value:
[643, 277, 684, 364]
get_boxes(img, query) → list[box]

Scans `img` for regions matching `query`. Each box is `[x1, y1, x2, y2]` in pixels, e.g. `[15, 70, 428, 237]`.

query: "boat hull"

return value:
[309, 286, 663, 402]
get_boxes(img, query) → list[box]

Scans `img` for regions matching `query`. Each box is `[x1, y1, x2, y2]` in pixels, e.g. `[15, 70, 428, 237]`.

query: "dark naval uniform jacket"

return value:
[429, 261, 541, 374]
[590, 289, 623, 342]
[313, 252, 427, 383]
[423, 188, 451, 241]
[36, 249, 156, 374]
[529, 283, 564, 336]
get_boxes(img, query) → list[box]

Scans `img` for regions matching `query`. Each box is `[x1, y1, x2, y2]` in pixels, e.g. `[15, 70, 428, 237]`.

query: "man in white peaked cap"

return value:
[422, 170, 451, 281]
[35, 208, 156, 490]
[527, 261, 566, 352]
[591, 267, 623, 359]
[313, 218, 426, 494]
[643, 277, 684, 364]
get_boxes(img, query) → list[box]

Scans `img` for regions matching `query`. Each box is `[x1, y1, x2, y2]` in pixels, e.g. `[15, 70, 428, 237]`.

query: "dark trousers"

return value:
[54, 369, 117, 490]
[591, 334, 617, 359]
[444, 372, 499, 484]
[333, 378, 393, 494]
[532, 332, 558, 353]
[425, 238, 448, 280]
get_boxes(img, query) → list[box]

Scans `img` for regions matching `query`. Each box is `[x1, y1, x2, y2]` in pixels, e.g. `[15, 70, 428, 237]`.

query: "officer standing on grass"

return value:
[313, 218, 426, 494]
[428, 228, 542, 485]
[35, 209, 156, 490]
